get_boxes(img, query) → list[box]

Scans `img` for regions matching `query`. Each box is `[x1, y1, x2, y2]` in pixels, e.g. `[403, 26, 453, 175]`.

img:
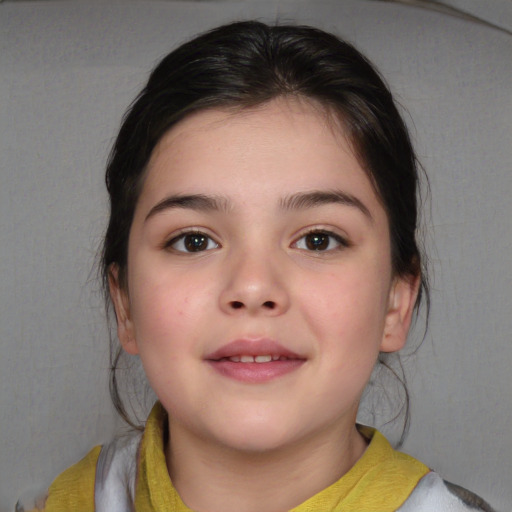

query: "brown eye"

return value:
[294, 231, 347, 252]
[169, 232, 219, 253]
[184, 234, 208, 251]
[305, 232, 329, 251]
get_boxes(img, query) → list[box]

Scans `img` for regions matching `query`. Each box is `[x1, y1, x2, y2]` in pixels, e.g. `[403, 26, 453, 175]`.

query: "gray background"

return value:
[1, 1, 511, 510]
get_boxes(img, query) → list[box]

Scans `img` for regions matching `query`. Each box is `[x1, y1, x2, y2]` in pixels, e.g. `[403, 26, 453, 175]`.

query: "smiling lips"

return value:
[206, 339, 306, 383]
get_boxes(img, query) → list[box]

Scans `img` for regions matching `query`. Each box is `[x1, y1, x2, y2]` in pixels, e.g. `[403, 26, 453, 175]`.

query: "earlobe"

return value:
[108, 265, 139, 355]
[380, 274, 421, 353]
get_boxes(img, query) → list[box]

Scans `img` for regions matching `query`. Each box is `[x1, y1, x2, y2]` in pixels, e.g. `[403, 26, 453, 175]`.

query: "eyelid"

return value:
[164, 228, 220, 253]
[292, 227, 350, 251]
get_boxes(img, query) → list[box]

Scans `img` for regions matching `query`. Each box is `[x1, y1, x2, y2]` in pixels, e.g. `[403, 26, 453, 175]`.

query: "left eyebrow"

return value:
[279, 190, 373, 221]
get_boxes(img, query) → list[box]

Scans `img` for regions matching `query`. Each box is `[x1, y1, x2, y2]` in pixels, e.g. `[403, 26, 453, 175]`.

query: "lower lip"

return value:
[207, 359, 305, 383]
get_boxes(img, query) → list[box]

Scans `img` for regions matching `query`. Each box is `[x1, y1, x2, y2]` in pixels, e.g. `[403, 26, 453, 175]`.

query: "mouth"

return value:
[218, 354, 297, 363]
[205, 339, 306, 383]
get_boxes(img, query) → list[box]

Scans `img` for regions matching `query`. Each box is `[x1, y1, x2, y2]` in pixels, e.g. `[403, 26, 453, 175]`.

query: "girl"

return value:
[29, 21, 496, 512]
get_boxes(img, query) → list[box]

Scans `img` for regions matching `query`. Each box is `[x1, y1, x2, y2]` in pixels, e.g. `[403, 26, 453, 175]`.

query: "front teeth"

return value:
[228, 355, 285, 363]
[255, 355, 272, 363]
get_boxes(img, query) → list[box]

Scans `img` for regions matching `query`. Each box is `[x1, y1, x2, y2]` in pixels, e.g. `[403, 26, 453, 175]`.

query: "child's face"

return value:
[111, 98, 417, 453]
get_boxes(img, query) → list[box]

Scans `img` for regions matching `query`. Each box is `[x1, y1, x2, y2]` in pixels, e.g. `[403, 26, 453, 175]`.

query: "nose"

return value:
[219, 250, 290, 316]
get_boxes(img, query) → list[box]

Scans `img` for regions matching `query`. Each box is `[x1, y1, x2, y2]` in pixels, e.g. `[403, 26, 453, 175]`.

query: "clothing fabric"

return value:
[34, 402, 495, 512]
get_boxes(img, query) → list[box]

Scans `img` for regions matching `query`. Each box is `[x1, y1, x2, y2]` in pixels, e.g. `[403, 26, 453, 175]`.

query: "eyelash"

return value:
[165, 228, 349, 254]
[293, 229, 350, 252]
[165, 230, 220, 253]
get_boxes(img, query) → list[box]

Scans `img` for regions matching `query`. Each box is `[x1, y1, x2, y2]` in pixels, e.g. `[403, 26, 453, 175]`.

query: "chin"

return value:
[210, 417, 303, 454]
[222, 435, 295, 455]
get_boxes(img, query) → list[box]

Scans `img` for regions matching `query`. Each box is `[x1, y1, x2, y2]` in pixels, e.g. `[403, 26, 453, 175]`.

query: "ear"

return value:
[380, 273, 421, 353]
[108, 265, 139, 355]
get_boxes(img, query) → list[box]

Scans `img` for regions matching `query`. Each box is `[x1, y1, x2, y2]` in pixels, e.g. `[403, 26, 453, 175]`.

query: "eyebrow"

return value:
[279, 190, 373, 221]
[145, 189, 372, 222]
[145, 194, 231, 221]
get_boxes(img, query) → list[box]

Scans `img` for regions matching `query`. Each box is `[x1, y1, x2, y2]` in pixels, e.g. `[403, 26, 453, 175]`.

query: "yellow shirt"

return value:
[43, 403, 429, 511]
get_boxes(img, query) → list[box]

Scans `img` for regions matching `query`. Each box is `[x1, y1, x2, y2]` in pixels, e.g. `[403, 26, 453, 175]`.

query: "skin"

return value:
[110, 98, 419, 512]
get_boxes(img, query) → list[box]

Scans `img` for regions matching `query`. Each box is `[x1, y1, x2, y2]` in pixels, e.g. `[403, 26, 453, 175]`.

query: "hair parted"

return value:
[102, 21, 429, 439]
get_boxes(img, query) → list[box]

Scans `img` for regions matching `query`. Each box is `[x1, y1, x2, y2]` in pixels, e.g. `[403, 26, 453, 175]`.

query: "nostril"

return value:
[227, 300, 277, 311]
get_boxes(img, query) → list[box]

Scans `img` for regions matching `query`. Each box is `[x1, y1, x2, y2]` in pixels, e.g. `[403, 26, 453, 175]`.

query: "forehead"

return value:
[150, 98, 347, 163]
[139, 98, 384, 220]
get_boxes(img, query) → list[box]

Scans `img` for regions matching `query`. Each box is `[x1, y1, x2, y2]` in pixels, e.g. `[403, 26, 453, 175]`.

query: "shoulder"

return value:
[42, 445, 102, 512]
[31, 429, 143, 512]
[398, 472, 497, 512]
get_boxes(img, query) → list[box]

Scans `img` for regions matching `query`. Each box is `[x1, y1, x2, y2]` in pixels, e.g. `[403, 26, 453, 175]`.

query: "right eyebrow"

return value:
[144, 194, 231, 222]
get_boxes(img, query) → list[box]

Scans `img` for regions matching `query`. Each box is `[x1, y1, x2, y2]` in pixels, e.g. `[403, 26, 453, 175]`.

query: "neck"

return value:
[166, 418, 368, 512]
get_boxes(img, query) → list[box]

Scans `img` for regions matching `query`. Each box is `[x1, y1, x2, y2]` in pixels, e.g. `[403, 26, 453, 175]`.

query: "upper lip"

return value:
[205, 338, 304, 361]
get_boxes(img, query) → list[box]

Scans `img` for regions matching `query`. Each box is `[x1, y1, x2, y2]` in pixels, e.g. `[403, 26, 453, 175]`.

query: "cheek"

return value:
[126, 272, 214, 403]
[307, 265, 389, 315]
[128, 267, 215, 353]
[298, 266, 391, 357]
[301, 273, 389, 408]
